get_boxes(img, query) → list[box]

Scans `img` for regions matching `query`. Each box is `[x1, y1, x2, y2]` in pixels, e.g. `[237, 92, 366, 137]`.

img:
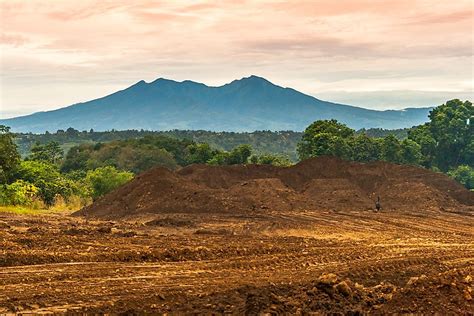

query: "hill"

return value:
[1, 76, 432, 133]
[75, 156, 473, 219]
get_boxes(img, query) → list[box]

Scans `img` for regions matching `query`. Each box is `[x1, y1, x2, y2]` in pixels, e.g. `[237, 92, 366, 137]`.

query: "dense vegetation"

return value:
[15, 129, 302, 161]
[15, 128, 408, 162]
[1, 99, 471, 210]
[1, 129, 290, 209]
[298, 99, 473, 189]
[0, 126, 135, 209]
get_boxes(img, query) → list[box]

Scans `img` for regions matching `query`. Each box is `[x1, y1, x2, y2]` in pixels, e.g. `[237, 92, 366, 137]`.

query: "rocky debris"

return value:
[239, 273, 398, 314]
[380, 269, 474, 313]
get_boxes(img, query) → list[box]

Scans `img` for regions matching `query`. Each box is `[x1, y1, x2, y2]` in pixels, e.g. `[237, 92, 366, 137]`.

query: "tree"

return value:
[297, 120, 354, 160]
[349, 134, 380, 162]
[462, 138, 474, 168]
[0, 180, 39, 206]
[207, 152, 230, 165]
[187, 143, 216, 164]
[0, 125, 21, 183]
[29, 141, 64, 165]
[399, 139, 422, 165]
[227, 144, 252, 164]
[61, 145, 91, 173]
[14, 160, 77, 205]
[428, 99, 473, 171]
[408, 123, 437, 168]
[448, 165, 474, 190]
[86, 166, 134, 200]
[380, 134, 401, 163]
[61, 141, 178, 174]
[249, 153, 292, 166]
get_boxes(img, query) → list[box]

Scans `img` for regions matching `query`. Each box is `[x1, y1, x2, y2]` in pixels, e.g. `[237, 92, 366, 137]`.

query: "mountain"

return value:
[0, 75, 432, 133]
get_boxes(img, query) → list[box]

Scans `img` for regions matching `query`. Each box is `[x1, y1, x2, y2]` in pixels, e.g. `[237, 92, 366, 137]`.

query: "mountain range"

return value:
[0, 75, 432, 133]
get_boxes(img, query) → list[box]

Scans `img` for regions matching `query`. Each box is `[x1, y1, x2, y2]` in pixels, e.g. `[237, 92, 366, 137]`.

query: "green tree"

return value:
[61, 145, 92, 173]
[297, 120, 354, 160]
[348, 134, 380, 162]
[187, 143, 217, 164]
[29, 141, 64, 165]
[408, 123, 437, 168]
[207, 152, 230, 165]
[0, 180, 39, 206]
[61, 141, 178, 174]
[249, 153, 292, 166]
[86, 166, 134, 200]
[0, 125, 21, 183]
[14, 160, 77, 205]
[399, 139, 422, 165]
[428, 99, 473, 171]
[227, 144, 252, 164]
[380, 134, 401, 163]
[448, 165, 474, 190]
[462, 138, 474, 168]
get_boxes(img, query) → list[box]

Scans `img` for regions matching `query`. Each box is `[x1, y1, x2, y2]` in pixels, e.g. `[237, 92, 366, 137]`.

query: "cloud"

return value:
[46, 1, 133, 20]
[316, 90, 474, 110]
[405, 10, 473, 25]
[242, 37, 379, 58]
[0, 33, 29, 46]
[0, 0, 472, 114]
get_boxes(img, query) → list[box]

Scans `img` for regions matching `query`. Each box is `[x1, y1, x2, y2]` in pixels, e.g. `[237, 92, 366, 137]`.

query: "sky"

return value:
[0, 0, 473, 118]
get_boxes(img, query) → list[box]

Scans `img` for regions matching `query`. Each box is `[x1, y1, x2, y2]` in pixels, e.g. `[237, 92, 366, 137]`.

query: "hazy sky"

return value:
[1, 0, 473, 118]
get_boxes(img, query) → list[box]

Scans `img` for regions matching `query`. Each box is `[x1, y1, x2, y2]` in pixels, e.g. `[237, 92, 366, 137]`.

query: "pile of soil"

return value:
[75, 157, 474, 219]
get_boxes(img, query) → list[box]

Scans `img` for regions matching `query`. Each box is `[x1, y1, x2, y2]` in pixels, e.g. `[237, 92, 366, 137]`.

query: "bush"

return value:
[249, 153, 292, 166]
[14, 160, 78, 206]
[448, 165, 474, 190]
[85, 166, 134, 200]
[0, 180, 40, 207]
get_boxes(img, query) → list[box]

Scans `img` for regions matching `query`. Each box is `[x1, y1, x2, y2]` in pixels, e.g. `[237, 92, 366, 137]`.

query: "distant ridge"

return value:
[0, 75, 432, 133]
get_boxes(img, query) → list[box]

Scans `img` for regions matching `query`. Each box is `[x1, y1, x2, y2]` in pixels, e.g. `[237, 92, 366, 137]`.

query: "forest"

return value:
[14, 127, 409, 161]
[0, 99, 472, 210]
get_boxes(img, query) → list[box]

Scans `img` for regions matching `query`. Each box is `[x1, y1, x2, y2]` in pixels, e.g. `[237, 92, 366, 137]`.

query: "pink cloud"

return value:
[0, 0, 472, 112]
[0, 33, 29, 46]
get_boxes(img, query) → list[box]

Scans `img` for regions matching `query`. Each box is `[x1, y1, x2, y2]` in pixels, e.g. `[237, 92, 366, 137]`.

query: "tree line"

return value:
[0, 129, 290, 209]
[297, 99, 473, 189]
[14, 127, 409, 162]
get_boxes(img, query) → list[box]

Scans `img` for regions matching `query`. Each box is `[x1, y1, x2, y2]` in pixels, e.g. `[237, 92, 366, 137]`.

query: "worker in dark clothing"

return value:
[375, 196, 381, 212]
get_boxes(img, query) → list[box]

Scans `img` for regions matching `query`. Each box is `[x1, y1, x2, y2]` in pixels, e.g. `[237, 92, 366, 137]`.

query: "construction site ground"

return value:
[1, 208, 473, 314]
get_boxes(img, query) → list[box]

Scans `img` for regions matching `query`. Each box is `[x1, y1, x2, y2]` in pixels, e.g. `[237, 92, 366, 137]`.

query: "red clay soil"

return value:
[75, 157, 474, 219]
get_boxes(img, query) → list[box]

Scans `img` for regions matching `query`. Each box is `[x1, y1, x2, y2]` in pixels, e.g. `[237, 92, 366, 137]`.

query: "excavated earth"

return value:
[77, 156, 474, 219]
[1, 157, 473, 314]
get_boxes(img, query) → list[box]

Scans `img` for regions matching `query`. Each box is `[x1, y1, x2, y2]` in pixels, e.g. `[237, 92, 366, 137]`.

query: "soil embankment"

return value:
[75, 157, 474, 219]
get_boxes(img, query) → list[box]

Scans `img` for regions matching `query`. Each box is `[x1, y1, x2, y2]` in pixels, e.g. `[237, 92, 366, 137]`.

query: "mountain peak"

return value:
[227, 75, 274, 88]
[240, 75, 271, 83]
[150, 77, 178, 85]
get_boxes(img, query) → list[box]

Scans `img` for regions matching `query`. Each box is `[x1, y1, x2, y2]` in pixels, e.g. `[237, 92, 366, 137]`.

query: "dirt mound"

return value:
[75, 157, 474, 219]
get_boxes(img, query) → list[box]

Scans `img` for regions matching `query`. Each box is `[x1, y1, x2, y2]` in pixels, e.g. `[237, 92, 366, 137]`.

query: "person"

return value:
[375, 196, 381, 212]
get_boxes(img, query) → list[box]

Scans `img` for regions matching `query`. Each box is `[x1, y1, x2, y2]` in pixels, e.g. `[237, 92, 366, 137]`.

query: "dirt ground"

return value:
[1, 208, 473, 314]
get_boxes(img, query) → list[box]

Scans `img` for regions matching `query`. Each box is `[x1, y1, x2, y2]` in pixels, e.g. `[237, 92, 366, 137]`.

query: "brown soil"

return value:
[1, 209, 473, 314]
[75, 157, 474, 219]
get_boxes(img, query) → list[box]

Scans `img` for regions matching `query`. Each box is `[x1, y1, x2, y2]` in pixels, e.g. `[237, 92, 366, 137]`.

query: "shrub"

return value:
[85, 166, 134, 200]
[0, 180, 39, 207]
[14, 160, 78, 206]
[249, 153, 292, 166]
[448, 165, 474, 190]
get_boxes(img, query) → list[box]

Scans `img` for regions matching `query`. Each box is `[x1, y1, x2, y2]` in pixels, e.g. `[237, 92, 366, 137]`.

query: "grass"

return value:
[0, 205, 75, 215]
